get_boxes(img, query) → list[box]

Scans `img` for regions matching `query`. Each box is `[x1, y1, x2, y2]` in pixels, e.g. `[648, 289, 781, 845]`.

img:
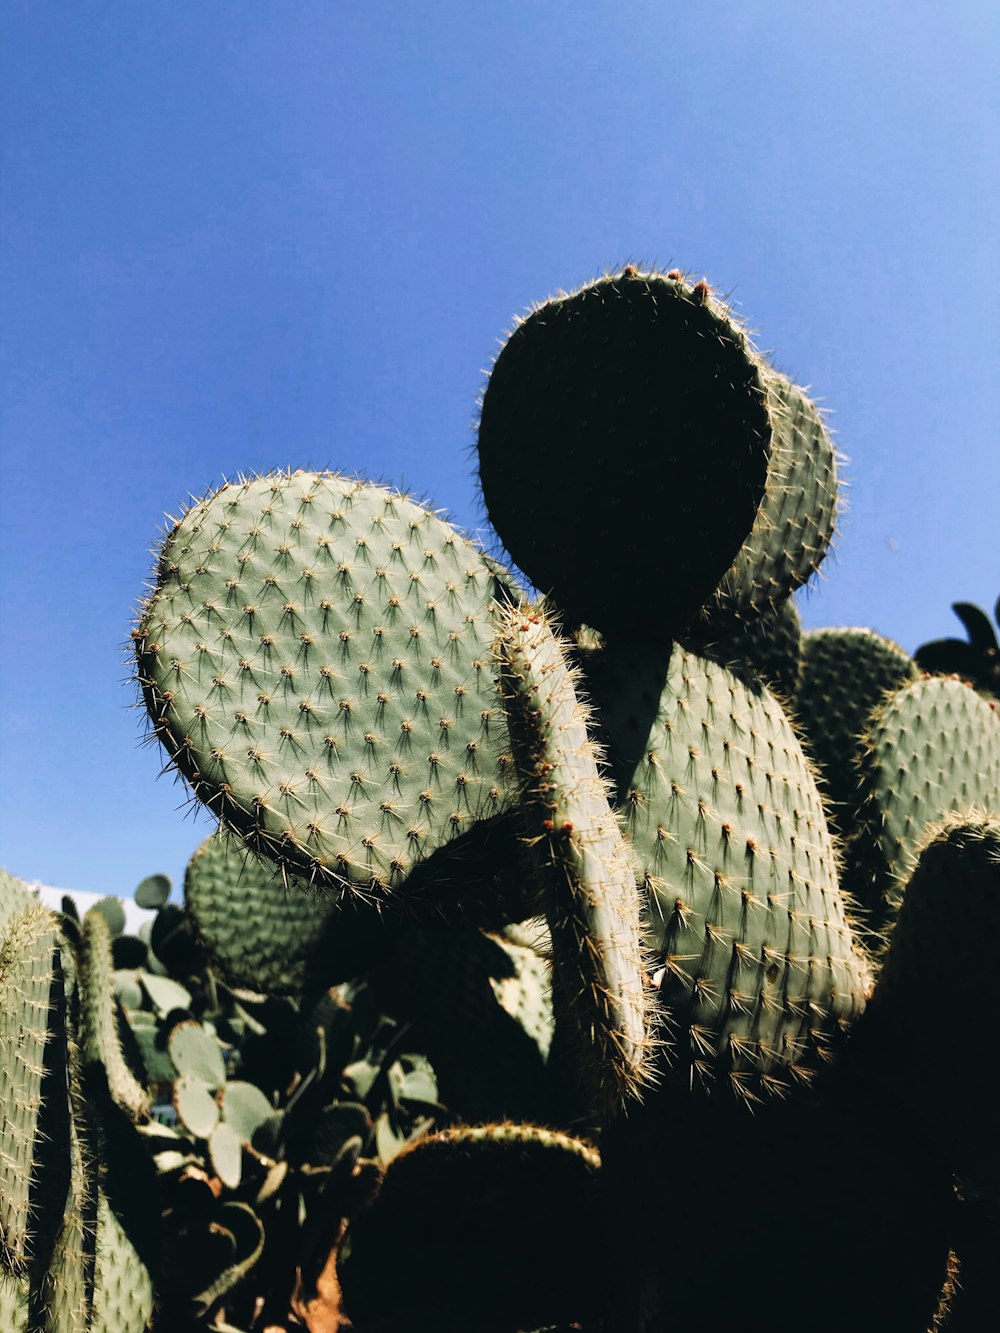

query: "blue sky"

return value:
[2, 2, 998, 897]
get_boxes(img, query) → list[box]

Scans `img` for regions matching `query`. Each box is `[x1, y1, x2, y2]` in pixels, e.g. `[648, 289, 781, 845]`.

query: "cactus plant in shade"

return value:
[6, 261, 999, 1331]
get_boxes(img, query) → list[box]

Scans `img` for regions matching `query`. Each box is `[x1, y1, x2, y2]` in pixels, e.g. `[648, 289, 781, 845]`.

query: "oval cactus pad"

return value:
[478, 269, 771, 639]
[582, 643, 870, 1097]
[134, 472, 517, 899]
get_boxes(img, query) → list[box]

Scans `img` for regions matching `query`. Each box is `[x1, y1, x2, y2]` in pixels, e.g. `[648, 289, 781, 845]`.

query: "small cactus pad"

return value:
[794, 627, 919, 837]
[848, 676, 1000, 921]
[338, 1123, 602, 1333]
[856, 818, 1000, 1198]
[185, 833, 399, 995]
[581, 642, 869, 1097]
[495, 605, 654, 1109]
[709, 368, 839, 620]
[134, 471, 518, 899]
[477, 268, 771, 639]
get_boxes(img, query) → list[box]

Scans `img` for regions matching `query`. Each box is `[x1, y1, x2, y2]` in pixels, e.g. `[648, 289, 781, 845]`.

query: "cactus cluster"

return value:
[3, 263, 999, 1331]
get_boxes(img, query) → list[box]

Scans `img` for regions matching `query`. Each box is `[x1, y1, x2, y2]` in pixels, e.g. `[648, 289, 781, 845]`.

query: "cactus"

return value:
[6, 259, 999, 1331]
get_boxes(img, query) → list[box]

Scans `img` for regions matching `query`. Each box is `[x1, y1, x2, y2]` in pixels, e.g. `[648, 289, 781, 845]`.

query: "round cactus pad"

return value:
[477, 269, 771, 639]
[135, 472, 517, 899]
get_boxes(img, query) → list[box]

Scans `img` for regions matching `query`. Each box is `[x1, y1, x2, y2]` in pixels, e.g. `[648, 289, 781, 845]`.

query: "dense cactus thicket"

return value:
[2, 266, 999, 1331]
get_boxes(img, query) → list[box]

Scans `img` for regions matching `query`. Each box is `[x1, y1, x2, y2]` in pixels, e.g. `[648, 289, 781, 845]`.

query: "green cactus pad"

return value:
[168, 1020, 226, 1089]
[80, 907, 151, 1123]
[496, 604, 654, 1109]
[794, 627, 919, 838]
[174, 1074, 220, 1139]
[220, 1081, 272, 1144]
[684, 594, 802, 703]
[134, 873, 171, 910]
[477, 268, 771, 640]
[582, 642, 870, 1098]
[0, 1273, 28, 1330]
[709, 368, 840, 620]
[135, 470, 518, 900]
[90, 1191, 155, 1333]
[848, 675, 1000, 921]
[208, 1121, 243, 1189]
[855, 818, 1000, 1200]
[39, 1089, 97, 1333]
[0, 905, 61, 1273]
[0, 868, 37, 936]
[339, 1123, 601, 1333]
[185, 832, 399, 995]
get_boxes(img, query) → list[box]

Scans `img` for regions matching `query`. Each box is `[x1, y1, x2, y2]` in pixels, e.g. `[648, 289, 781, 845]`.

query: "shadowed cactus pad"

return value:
[794, 626, 919, 838]
[477, 268, 771, 639]
[581, 643, 869, 1097]
[338, 1123, 602, 1333]
[854, 817, 1000, 1200]
[134, 471, 518, 900]
[185, 833, 399, 995]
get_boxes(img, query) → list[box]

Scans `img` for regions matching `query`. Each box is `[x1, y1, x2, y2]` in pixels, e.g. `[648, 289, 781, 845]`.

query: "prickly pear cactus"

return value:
[133, 471, 519, 902]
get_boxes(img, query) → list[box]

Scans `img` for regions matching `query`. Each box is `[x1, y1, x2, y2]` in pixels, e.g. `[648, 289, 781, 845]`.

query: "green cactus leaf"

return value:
[219, 1081, 272, 1144]
[134, 470, 519, 902]
[135, 873, 172, 910]
[848, 676, 1000, 922]
[80, 907, 151, 1122]
[209, 1121, 243, 1190]
[496, 603, 654, 1111]
[168, 1020, 226, 1088]
[139, 971, 191, 1016]
[174, 1074, 220, 1139]
[581, 640, 870, 1099]
[90, 1191, 155, 1333]
[0, 904, 63, 1273]
[91, 897, 127, 938]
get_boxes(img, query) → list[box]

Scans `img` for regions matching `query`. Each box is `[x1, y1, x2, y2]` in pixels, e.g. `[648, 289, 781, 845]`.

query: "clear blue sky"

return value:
[2, 2, 998, 898]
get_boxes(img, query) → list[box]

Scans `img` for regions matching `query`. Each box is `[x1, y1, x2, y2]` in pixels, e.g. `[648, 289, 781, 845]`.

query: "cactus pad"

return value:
[849, 676, 1000, 921]
[477, 268, 771, 639]
[185, 832, 398, 995]
[582, 642, 869, 1097]
[710, 368, 839, 620]
[496, 605, 654, 1108]
[794, 626, 919, 837]
[134, 471, 517, 899]
[339, 1123, 601, 1333]
[856, 817, 1000, 1197]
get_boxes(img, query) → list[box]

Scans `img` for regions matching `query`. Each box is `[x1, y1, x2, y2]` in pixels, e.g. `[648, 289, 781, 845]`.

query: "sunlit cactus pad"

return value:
[496, 605, 653, 1106]
[134, 471, 518, 898]
[477, 268, 771, 639]
[582, 643, 869, 1095]
[711, 368, 839, 621]
[0, 903, 62, 1272]
[849, 675, 1000, 920]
